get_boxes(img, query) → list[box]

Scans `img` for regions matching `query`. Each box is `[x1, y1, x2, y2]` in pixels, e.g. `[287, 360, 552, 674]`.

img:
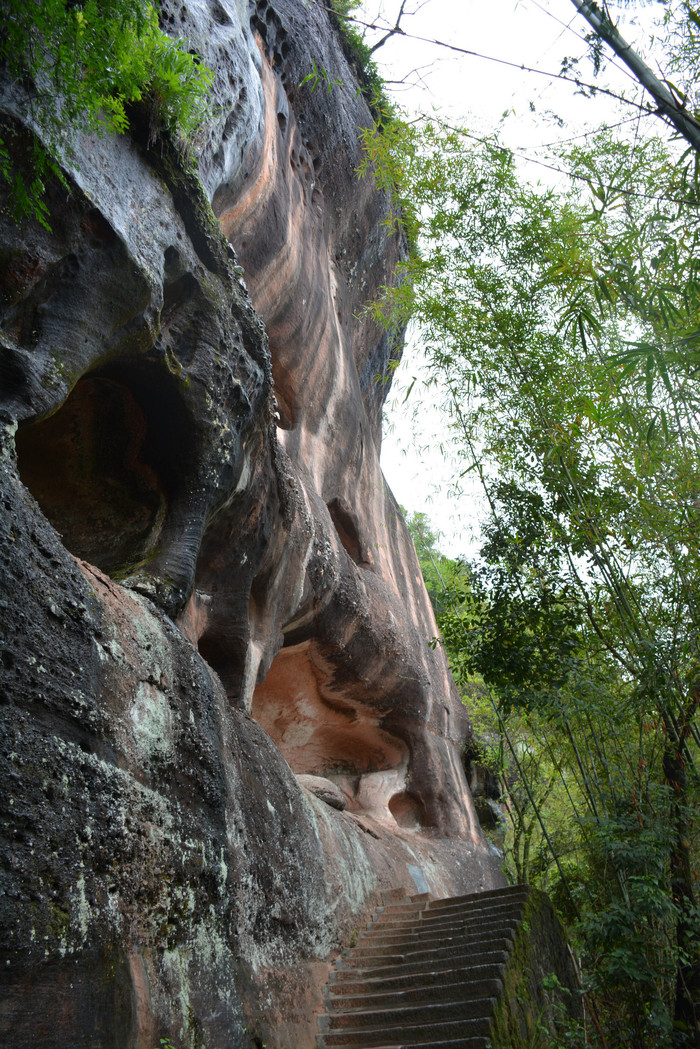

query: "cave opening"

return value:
[251, 640, 412, 822]
[388, 791, 425, 830]
[15, 362, 195, 579]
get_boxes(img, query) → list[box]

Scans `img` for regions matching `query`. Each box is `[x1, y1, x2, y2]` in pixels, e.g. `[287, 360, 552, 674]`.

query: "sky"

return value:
[357, 0, 661, 134]
[364, 0, 668, 556]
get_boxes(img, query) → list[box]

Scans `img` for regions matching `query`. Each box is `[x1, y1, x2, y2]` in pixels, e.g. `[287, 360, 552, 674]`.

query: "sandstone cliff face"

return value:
[0, 3, 503, 1047]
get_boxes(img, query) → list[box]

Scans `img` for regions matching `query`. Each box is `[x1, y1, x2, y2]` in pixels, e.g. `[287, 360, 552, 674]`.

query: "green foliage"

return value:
[379, 109, 700, 1044]
[312, 0, 394, 125]
[1, 0, 213, 225]
[299, 58, 343, 95]
[419, 500, 697, 1044]
[662, 1, 700, 118]
[325, 0, 389, 117]
[355, 115, 422, 256]
[404, 509, 469, 618]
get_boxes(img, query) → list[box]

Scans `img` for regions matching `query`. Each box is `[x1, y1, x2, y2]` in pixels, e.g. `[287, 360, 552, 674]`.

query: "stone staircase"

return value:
[317, 884, 530, 1049]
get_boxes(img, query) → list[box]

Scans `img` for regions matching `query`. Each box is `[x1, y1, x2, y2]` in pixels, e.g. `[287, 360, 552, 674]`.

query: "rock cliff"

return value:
[0, 2, 504, 1047]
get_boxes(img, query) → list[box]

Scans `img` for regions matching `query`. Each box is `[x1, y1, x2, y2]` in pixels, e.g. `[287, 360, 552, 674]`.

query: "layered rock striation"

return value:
[0, 2, 504, 1047]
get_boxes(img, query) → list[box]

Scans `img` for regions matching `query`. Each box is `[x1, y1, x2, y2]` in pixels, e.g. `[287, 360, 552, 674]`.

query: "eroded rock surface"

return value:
[0, 2, 504, 1046]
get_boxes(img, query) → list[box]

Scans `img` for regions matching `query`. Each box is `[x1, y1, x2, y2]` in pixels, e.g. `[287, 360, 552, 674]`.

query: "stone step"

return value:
[371, 893, 524, 935]
[355, 924, 517, 955]
[328, 961, 506, 996]
[380, 888, 417, 905]
[340, 934, 515, 969]
[419, 902, 526, 929]
[318, 1038, 490, 1049]
[357, 913, 520, 942]
[343, 938, 515, 971]
[364, 904, 520, 932]
[334, 947, 511, 983]
[371, 885, 520, 919]
[358, 908, 524, 945]
[317, 887, 529, 1049]
[326, 975, 504, 1013]
[320, 996, 497, 1032]
[317, 1015, 493, 1048]
[373, 891, 431, 913]
[425, 886, 528, 912]
[370, 903, 429, 924]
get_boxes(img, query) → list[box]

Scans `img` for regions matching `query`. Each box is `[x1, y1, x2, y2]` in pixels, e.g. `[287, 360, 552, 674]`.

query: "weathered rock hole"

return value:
[327, 498, 364, 565]
[277, 110, 287, 135]
[197, 632, 233, 685]
[388, 792, 425, 830]
[163, 244, 183, 278]
[16, 364, 192, 579]
[0, 344, 32, 399]
[163, 271, 198, 319]
[271, 359, 297, 429]
[252, 642, 406, 787]
[7, 252, 80, 349]
[209, 0, 232, 25]
[79, 207, 114, 248]
[222, 108, 239, 142]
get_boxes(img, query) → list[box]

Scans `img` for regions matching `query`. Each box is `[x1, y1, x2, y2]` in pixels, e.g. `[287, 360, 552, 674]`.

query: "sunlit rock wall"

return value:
[0, 2, 504, 1047]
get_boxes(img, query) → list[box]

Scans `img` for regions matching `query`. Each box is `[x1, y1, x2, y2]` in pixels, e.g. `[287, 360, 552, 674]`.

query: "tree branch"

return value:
[368, 0, 408, 54]
[569, 0, 700, 155]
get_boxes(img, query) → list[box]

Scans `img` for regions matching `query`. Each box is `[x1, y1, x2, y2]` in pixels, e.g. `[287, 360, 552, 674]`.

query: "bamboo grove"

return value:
[372, 5, 700, 1042]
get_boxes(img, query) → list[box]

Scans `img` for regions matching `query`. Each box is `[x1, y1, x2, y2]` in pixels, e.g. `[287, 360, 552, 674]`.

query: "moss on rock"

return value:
[489, 889, 583, 1049]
